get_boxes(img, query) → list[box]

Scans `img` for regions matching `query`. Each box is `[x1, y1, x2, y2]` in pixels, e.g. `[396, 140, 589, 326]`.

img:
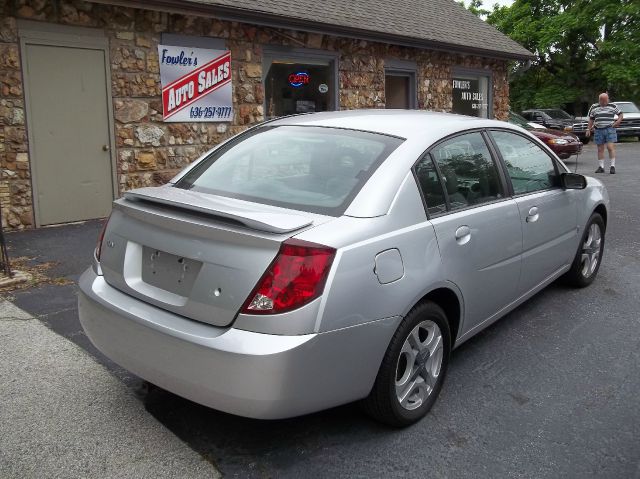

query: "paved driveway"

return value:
[5, 141, 640, 478]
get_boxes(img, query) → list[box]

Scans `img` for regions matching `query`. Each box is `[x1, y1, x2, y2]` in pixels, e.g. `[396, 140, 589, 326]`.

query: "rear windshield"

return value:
[175, 125, 404, 216]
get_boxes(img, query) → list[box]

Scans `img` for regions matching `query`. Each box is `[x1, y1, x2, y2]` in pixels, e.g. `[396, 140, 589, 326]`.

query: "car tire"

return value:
[362, 301, 451, 427]
[563, 213, 605, 287]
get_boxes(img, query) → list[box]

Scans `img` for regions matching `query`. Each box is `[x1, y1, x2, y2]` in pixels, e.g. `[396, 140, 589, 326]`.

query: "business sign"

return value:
[158, 45, 233, 122]
[288, 72, 310, 88]
[452, 77, 488, 118]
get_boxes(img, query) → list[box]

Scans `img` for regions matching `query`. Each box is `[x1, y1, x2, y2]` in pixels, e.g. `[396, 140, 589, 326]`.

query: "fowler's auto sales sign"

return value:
[158, 45, 233, 122]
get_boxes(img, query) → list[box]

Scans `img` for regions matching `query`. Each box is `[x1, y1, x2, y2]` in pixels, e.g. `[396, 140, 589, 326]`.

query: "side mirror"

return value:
[560, 172, 587, 190]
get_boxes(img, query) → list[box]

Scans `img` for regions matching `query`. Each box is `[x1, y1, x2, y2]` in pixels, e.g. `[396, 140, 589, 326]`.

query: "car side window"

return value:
[414, 155, 447, 216]
[430, 132, 504, 211]
[490, 130, 557, 195]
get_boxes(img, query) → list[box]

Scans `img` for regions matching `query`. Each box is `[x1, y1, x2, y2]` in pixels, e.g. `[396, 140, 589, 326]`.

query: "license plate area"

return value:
[141, 246, 202, 297]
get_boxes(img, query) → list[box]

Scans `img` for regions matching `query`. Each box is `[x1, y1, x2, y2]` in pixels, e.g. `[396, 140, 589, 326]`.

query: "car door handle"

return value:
[455, 225, 471, 245]
[526, 206, 539, 223]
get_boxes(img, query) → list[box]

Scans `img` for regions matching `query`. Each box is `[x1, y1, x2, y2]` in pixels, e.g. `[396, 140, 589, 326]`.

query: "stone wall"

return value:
[0, 0, 510, 229]
[0, 10, 31, 229]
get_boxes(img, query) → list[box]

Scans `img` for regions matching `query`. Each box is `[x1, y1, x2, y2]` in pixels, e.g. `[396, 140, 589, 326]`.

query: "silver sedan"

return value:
[79, 110, 608, 427]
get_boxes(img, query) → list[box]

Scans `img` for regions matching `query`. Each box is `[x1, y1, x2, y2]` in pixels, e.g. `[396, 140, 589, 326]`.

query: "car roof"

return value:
[266, 109, 520, 142]
[524, 108, 565, 112]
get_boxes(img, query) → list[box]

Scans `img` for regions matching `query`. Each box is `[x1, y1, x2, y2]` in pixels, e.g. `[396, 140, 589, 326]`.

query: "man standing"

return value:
[586, 93, 623, 174]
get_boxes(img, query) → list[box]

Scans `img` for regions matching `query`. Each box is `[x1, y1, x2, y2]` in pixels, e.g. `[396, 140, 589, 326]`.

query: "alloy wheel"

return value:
[580, 222, 602, 278]
[395, 320, 444, 411]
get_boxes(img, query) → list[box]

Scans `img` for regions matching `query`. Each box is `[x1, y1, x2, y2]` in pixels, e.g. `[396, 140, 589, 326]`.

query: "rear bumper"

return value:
[78, 268, 399, 419]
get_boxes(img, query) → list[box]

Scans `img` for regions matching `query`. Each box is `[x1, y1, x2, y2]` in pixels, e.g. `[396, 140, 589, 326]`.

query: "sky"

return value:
[491, 0, 514, 6]
[467, 0, 514, 7]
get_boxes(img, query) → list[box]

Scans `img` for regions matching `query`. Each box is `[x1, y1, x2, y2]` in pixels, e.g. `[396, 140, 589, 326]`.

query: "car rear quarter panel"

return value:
[295, 173, 460, 334]
[344, 137, 439, 218]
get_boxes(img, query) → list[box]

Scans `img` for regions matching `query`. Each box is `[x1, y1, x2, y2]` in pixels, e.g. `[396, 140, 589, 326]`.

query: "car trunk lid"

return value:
[100, 186, 330, 327]
[125, 186, 315, 234]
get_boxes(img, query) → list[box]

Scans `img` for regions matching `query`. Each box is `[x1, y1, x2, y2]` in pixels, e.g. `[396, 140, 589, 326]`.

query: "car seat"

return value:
[441, 167, 467, 208]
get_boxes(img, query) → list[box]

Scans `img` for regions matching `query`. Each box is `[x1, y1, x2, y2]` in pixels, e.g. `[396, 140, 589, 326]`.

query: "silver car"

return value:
[79, 110, 608, 427]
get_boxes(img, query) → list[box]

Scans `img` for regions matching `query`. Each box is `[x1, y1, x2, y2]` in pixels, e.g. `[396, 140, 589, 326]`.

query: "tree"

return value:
[462, 0, 640, 114]
[595, 0, 640, 102]
[458, 0, 490, 18]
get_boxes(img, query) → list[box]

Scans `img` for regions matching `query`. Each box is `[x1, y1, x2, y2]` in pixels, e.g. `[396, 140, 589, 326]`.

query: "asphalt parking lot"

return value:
[5, 140, 640, 478]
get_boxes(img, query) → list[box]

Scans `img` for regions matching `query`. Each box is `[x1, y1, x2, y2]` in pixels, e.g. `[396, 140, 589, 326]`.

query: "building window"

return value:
[451, 69, 491, 118]
[384, 59, 417, 109]
[263, 49, 338, 119]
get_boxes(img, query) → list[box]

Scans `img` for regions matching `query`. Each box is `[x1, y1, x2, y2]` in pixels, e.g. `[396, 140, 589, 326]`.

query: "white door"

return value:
[24, 42, 114, 225]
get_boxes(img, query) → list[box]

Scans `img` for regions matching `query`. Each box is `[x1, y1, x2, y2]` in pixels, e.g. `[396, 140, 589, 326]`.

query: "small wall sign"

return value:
[318, 83, 329, 94]
[452, 76, 488, 117]
[288, 72, 310, 88]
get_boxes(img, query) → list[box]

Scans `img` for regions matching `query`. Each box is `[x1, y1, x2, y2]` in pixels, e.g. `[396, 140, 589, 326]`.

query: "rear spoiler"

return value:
[123, 187, 313, 234]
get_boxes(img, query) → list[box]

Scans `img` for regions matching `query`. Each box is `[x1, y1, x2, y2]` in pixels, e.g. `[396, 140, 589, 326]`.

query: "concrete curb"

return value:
[0, 300, 221, 479]
[0, 270, 31, 288]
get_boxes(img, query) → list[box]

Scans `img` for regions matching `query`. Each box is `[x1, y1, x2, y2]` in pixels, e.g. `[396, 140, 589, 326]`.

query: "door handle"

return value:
[455, 225, 471, 245]
[526, 206, 539, 223]
[102, 144, 110, 152]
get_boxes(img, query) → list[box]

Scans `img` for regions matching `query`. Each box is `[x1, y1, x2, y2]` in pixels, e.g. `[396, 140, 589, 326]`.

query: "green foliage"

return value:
[458, 0, 490, 18]
[462, 0, 640, 114]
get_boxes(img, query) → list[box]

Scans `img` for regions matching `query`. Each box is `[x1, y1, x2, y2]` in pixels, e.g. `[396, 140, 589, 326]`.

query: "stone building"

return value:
[0, 0, 532, 229]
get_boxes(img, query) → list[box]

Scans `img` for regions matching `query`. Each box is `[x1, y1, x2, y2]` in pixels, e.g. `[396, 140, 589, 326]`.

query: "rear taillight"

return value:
[95, 215, 111, 262]
[241, 239, 336, 315]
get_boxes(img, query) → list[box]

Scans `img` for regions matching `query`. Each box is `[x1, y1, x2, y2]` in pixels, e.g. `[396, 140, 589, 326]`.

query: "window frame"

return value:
[262, 46, 340, 118]
[411, 128, 511, 218]
[411, 153, 449, 217]
[384, 59, 418, 109]
[485, 128, 564, 198]
[160, 33, 225, 50]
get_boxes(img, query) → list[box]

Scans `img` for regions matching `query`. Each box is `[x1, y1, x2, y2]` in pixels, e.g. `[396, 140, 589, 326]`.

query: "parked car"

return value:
[521, 108, 591, 144]
[574, 101, 640, 141]
[79, 110, 609, 427]
[570, 117, 590, 144]
[613, 101, 640, 139]
[508, 111, 582, 159]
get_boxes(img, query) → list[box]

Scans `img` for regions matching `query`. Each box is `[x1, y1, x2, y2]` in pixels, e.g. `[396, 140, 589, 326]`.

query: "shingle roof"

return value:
[179, 0, 533, 59]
